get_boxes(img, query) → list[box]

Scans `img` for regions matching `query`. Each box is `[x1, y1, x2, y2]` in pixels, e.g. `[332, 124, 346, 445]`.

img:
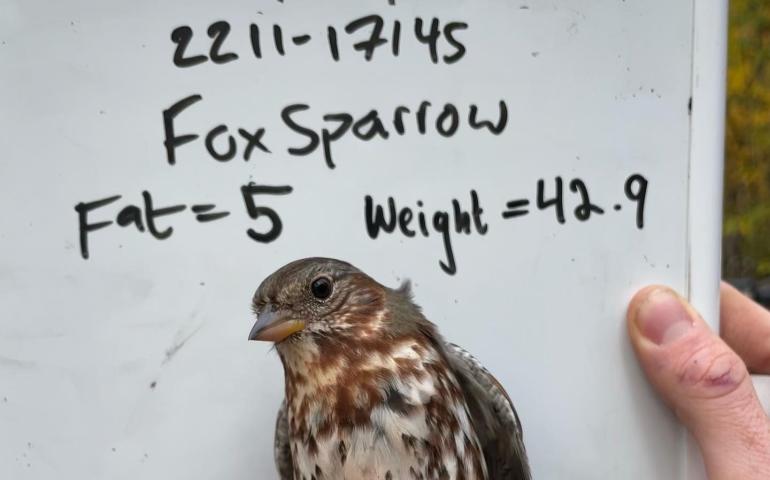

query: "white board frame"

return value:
[687, 1, 760, 478]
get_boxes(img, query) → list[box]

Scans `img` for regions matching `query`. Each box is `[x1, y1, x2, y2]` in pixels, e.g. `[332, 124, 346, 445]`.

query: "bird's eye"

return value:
[310, 277, 333, 300]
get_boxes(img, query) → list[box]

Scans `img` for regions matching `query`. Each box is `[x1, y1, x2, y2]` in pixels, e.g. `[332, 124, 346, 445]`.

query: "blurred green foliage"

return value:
[723, 0, 770, 277]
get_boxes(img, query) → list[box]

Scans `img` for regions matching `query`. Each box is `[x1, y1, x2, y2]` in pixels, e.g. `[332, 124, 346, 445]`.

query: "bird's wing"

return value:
[274, 399, 294, 480]
[444, 342, 531, 480]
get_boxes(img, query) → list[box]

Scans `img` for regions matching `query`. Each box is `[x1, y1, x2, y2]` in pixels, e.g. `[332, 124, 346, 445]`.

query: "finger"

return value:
[720, 281, 770, 374]
[627, 286, 770, 480]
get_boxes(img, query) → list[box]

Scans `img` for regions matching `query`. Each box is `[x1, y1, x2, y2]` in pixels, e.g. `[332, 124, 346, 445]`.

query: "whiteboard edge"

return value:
[686, 0, 729, 479]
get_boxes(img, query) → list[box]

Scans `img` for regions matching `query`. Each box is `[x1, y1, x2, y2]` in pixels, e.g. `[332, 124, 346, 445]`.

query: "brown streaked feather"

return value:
[386, 283, 530, 478]
[256, 260, 529, 479]
[273, 400, 294, 480]
[445, 343, 531, 480]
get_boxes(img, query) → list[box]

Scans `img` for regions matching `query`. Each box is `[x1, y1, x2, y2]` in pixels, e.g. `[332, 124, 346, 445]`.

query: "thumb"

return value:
[627, 286, 770, 480]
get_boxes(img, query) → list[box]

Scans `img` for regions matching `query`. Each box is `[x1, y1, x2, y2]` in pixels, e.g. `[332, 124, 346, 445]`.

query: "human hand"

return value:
[627, 282, 770, 479]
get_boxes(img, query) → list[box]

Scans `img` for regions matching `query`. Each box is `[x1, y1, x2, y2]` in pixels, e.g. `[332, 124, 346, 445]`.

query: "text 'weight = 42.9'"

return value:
[501, 175, 648, 228]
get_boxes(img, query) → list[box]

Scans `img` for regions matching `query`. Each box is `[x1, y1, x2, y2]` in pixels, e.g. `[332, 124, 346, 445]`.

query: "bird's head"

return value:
[248, 257, 393, 346]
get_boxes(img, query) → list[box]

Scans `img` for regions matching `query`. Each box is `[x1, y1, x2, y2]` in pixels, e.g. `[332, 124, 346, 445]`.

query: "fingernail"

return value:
[635, 288, 694, 345]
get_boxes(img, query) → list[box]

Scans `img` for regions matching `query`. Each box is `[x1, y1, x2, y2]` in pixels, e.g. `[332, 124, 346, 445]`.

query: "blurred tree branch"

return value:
[723, 0, 770, 277]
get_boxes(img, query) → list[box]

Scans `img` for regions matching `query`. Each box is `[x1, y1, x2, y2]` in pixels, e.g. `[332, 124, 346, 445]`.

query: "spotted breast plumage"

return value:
[249, 258, 530, 480]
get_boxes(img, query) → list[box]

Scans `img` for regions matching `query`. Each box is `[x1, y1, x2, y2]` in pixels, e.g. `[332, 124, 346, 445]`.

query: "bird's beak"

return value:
[248, 305, 305, 342]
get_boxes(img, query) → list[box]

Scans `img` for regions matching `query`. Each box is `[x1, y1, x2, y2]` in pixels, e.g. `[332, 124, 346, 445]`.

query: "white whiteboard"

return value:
[0, 1, 726, 479]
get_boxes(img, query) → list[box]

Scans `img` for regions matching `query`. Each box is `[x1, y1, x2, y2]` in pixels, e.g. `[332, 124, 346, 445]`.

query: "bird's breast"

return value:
[283, 339, 488, 479]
